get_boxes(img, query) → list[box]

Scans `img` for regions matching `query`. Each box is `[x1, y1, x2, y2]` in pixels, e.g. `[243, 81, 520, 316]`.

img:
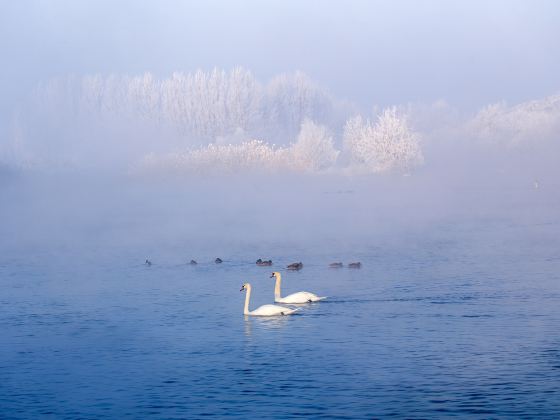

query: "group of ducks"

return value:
[190, 258, 222, 264]
[142, 258, 361, 317]
[145, 258, 361, 270]
[241, 272, 326, 316]
[330, 261, 362, 268]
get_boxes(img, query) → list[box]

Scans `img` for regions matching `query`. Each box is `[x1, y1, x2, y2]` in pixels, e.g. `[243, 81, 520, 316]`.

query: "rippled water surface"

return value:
[1, 179, 560, 418]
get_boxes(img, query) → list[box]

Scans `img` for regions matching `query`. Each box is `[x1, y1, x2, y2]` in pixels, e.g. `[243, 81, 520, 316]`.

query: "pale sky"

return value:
[1, 0, 559, 115]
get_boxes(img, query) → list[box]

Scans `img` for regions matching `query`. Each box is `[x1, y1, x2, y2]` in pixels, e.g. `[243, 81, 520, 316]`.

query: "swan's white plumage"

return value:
[272, 272, 327, 304]
[249, 304, 299, 316]
[241, 283, 297, 316]
[276, 291, 326, 304]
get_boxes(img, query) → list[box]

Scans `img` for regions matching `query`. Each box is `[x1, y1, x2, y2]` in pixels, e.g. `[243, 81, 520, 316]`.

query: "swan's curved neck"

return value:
[274, 274, 282, 300]
[244, 284, 252, 315]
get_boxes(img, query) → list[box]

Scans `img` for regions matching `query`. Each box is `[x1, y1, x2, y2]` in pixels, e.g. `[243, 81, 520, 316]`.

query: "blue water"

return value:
[1, 176, 560, 418]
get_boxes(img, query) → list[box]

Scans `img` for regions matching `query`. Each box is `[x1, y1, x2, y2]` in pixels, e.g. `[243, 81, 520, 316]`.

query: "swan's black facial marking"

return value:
[281, 312, 285, 315]
[308, 299, 312, 303]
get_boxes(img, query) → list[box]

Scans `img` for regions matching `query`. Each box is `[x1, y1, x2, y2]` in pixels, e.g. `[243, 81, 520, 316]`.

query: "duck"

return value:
[256, 258, 273, 266]
[189, 260, 197, 265]
[145, 259, 152, 266]
[215, 258, 223, 264]
[348, 262, 361, 268]
[329, 262, 343, 268]
[270, 272, 326, 304]
[240, 283, 298, 316]
[287, 262, 303, 271]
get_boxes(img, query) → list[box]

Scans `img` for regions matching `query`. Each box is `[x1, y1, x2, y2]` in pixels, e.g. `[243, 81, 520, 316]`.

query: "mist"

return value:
[3, 4, 560, 418]
[1, 0, 559, 258]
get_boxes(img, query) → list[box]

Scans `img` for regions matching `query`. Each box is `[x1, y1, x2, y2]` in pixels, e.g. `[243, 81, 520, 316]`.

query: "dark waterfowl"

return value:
[215, 258, 223, 264]
[189, 260, 197, 265]
[348, 262, 361, 268]
[287, 262, 303, 271]
[256, 258, 273, 266]
[329, 262, 343, 268]
[145, 259, 152, 266]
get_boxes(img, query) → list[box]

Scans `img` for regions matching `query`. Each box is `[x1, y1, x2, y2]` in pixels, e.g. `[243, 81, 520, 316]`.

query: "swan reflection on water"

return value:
[243, 314, 291, 337]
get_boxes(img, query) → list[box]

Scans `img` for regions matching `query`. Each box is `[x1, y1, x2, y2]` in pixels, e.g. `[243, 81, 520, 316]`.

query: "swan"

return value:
[270, 272, 326, 304]
[240, 283, 298, 316]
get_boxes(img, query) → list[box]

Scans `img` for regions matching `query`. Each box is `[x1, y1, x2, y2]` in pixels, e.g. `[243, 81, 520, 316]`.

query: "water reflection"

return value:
[243, 314, 291, 337]
[3, 215, 560, 418]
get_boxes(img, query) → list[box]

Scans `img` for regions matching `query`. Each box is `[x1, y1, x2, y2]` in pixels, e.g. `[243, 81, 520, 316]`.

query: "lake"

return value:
[1, 174, 559, 418]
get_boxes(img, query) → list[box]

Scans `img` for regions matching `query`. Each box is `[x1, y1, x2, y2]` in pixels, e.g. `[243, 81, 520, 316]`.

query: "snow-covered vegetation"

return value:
[139, 140, 289, 175]
[31, 68, 339, 144]
[343, 107, 423, 173]
[6, 68, 559, 176]
[292, 119, 339, 172]
[468, 94, 560, 145]
[138, 119, 339, 175]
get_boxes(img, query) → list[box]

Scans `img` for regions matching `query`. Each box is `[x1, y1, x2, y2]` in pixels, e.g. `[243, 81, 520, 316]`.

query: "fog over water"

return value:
[1, 1, 560, 418]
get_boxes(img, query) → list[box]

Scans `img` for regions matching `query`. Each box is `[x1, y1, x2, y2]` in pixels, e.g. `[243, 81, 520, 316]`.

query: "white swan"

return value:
[240, 283, 298, 316]
[270, 272, 326, 304]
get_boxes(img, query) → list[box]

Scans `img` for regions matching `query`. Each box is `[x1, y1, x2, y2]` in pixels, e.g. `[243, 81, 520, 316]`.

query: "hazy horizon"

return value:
[2, 2, 560, 418]
[2, 1, 559, 110]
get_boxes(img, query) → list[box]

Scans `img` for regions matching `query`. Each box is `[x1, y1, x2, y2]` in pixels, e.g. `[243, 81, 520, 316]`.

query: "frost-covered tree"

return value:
[343, 107, 423, 173]
[80, 74, 104, 116]
[138, 140, 292, 174]
[127, 73, 161, 123]
[291, 119, 339, 171]
[264, 71, 334, 139]
[20, 68, 355, 168]
[28, 68, 345, 147]
[138, 120, 339, 175]
[158, 67, 262, 140]
[226, 67, 262, 135]
[469, 94, 560, 145]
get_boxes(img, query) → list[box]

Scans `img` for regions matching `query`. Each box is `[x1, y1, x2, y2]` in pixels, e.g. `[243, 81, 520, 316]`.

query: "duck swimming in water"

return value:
[256, 258, 273, 266]
[189, 260, 197, 265]
[145, 259, 152, 266]
[215, 258, 223, 264]
[348, 262, 361, 268]
[287, 262, 303, 271]
[329, 262, 343, 268]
